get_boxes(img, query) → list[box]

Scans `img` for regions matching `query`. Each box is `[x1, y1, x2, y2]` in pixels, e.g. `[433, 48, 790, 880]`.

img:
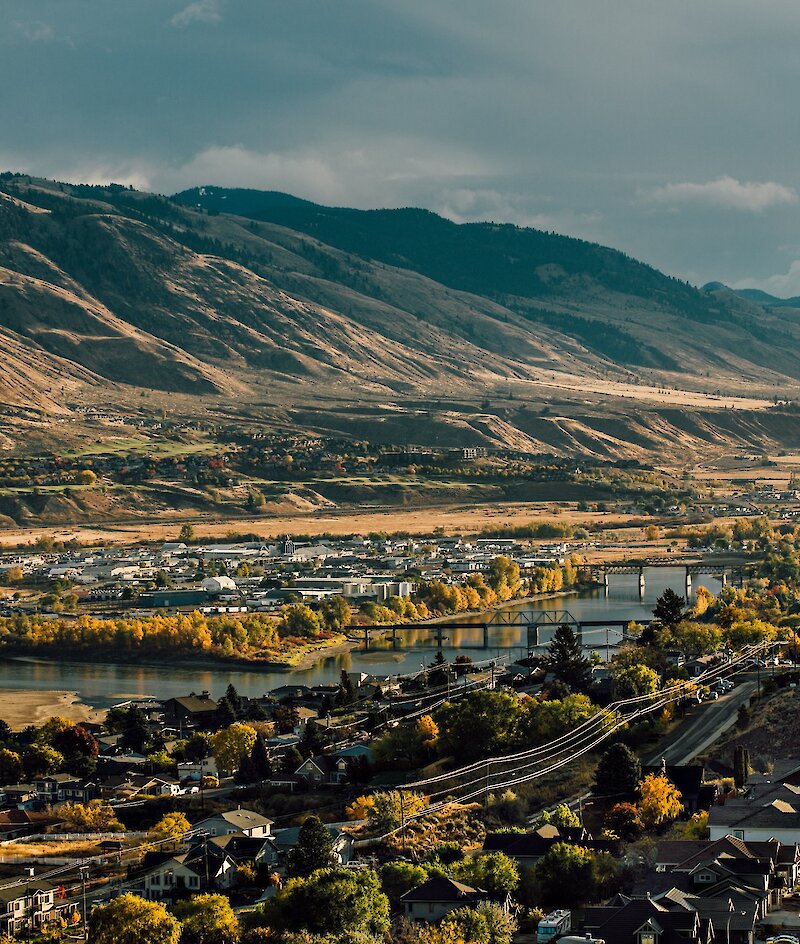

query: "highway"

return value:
[645, 679, 757, 766]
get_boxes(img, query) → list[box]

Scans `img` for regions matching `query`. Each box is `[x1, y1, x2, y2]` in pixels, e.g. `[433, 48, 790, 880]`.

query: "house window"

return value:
[639, 933, 657, 944]
[733, 830, 745, 840]
[696, 873, 714, 883]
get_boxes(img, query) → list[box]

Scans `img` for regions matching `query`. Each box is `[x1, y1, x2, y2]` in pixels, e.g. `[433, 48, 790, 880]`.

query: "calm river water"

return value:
[0, 568, 722, 709]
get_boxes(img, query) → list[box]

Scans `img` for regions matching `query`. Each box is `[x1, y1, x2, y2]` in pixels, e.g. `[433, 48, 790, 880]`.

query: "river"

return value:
[0, 568, 722, 710]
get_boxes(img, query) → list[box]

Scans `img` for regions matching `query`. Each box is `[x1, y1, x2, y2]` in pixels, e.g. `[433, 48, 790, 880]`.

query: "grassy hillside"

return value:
[0, 173, 799, 461]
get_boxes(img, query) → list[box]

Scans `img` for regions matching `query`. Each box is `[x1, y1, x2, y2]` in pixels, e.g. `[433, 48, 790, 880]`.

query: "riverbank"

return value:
[0, 633, 352, 673]
[0, 690, 106, 730]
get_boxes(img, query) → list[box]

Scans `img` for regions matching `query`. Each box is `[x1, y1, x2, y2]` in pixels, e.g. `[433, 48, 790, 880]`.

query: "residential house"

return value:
[194, 808, 273, 839]
[295, 754, 350, 786]
[140, 845, 237, 901]
[162, 693, 217, 731]
[0, 811, 62, 840]
[0, 878, 76, 937]
[400, 877, 493, 922]
[32, 775, 98, 805]
[708, 796, 800, 844]
[584, 897, 714, 944]
[483, 824, 600, 868]
[271, 823, 354, 867]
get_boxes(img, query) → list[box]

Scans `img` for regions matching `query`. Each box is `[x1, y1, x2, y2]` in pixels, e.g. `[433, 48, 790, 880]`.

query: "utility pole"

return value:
[79, 866, 89, 942]
[400, 792, 407, 855]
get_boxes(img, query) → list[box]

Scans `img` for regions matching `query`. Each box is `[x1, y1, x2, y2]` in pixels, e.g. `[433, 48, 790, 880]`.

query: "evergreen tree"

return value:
[593, 743, 642, 799]
[251, 733, 273, 780]
[734, 744, 750, 789]
[214, 697, 237, 729]
[120, 707, 149, 753]
[225, 683, 242, 714]
[298, 721, 326, 759]
[546, 624, 591, 691]
[282, 746, 303, 774]
[285, 815, 336, 878]
[653, 588, 685, 628]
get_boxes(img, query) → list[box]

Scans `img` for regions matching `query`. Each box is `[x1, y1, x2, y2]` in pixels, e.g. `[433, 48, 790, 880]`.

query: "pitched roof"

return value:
[205, 808, 273, 830]
[400, 877, 489, 903]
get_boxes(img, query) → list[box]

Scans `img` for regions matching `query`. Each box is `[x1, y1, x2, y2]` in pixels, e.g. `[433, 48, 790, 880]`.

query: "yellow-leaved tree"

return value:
[639, 772, 683, 828]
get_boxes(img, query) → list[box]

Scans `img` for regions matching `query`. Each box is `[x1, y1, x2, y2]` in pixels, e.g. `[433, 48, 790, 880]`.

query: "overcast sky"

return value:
[3, 0, 800, 293]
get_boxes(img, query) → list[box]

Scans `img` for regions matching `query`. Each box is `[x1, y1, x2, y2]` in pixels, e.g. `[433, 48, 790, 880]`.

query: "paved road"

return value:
[645, 679, 756, 766]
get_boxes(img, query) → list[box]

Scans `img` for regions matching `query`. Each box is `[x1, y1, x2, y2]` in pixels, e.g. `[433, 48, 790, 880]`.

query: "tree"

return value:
[438, 902, 517, 944]
[282, 746, 303, 774]
[237, 734, 272, 785]
[58, 800, 124, 833]
[179, 523, 196, 544]
[435, 690, 524, 763]
[453, 852, 520, 896]
[319, 595, 351, 632]
[212, 723, 257, 775]
[612, 664, 660, 700]
[173, 894, 240, 944]
[280, 604, 323, 638]
[255, 868, 390, 937]
[542, 803, 581, 829]
[638, 772, 684, 828]
[121, 707, 150, 753]
[53, 724, 99, 760]
[298, 721, 326, 759]
[3, 565, 23, 585]
[286, 816, 337, 878]
[23, 743, 63, 779]
[380, 861, 429, 901]
[89, 894, 180, 944]
[35, 716, 74, 746]
[184, 732, 213, 762]
[0, 749, 23, 785]
[533, 842, 596, 907]
[487, 557, 521, 601]
[593, 743, 642, 800]
[604, 802, 644, 840]
[149, 811, 190, 845]
[734, 745, 750, 790]
[546, 624, 591, 691]
[367, 791, 427, 831]
[652, 589, 685, 628]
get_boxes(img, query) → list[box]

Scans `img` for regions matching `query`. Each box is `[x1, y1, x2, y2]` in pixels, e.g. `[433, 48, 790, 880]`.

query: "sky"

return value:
[3, 0, 800, 293]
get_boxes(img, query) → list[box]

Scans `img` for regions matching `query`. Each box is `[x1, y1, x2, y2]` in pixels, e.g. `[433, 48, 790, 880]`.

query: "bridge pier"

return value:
[527, 626, 540, 649]
[720, 571, 728, 588]
[392, 626, 398, 649]
[685, 568, 692, 599]
[364, 626, 371, 651]
[483, 624, 489, 649]
[435, 625, 444, 654]
[603, 572, 610, 596]
[638, 567, 646, 598]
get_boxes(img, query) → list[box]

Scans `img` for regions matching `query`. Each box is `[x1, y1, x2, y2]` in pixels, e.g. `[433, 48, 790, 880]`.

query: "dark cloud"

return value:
[2, 0, 799, 291]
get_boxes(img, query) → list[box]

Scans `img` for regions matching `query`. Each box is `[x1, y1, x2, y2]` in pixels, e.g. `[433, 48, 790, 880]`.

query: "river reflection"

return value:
[1, 568, 721, 708]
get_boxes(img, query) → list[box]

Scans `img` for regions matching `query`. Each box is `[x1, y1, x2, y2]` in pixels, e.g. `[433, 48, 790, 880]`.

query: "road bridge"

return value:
[579, 555, 755, 598]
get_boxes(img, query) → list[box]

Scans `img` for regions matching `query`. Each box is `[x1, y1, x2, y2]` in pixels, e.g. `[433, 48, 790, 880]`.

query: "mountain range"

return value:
[0, 173, 799, 459]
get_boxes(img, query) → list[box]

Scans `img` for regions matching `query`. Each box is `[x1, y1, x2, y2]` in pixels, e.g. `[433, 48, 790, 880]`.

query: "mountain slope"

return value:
[0, 174, 798, 458]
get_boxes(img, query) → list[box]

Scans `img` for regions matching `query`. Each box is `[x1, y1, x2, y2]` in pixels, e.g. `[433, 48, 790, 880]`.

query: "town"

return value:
[0, 518, 795, 943]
